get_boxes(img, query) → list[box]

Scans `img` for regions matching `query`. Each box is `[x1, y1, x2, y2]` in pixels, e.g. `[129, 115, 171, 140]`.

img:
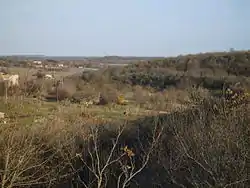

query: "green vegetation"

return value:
[82, 51, 250, 91]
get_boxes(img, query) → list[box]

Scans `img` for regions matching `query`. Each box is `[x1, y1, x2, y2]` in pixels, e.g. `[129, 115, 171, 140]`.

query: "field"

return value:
[0, 51, 250, 188]
[7, 67, 84, 80]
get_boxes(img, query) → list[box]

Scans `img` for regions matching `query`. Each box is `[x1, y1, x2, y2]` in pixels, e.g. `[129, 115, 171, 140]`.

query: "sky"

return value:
[0, 0, 250, 57]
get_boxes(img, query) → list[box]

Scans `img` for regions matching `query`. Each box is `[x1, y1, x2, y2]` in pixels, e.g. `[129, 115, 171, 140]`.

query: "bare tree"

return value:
[71, 122, 163, 188]
[0, 127, 72, 188]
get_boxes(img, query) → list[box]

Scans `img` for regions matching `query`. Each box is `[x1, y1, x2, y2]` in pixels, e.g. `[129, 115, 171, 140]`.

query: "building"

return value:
[33, 60, 42, 65]
[32, 60, 43, 68]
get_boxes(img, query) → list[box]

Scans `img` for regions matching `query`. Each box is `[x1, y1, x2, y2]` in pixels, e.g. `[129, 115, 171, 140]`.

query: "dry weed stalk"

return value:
[0, 121, 77, 188]
[70, 121, 163, 188]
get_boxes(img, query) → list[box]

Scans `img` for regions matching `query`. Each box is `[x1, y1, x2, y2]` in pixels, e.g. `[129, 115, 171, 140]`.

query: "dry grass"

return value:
[0, 58, 249, 187]
[8, 67, 78, 80]
[0, 94, 249, 188]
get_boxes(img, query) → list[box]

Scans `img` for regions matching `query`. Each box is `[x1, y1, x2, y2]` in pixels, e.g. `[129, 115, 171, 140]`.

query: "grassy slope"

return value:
[0, 51, 249, 187]
[0, 97, 171, 127]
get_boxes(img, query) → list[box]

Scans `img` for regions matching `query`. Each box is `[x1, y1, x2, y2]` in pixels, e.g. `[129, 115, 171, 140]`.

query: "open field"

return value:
[0, 51, 250, 188]
[7, 67, 85, 80]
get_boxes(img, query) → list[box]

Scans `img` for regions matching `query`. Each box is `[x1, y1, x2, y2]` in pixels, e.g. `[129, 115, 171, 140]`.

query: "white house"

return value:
[0, 73, 19, 87]
[44, 74, 54, 79]
[33, 60, 42, 65]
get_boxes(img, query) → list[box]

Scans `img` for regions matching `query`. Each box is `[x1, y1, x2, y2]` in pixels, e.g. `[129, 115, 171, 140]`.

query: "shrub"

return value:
[188, 86, 211, 105]
[0, 67, 10, 74]
[133, 85, 150, 105]
[33, 70, 45, 79]
[224, 86, 250, 108]
[47, 87, 75, 101]
[22, 80, 43, 96]
[116, 95, 127, 105]
[0, 96, 249, 187]
[97, 85, 118, 105]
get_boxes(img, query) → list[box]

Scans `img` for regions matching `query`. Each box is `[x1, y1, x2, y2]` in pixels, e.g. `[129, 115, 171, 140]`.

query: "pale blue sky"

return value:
[0, 0, 249, 56]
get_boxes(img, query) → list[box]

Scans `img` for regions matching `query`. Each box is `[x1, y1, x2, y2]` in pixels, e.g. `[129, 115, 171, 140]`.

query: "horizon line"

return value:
[0, 49, 249, 59]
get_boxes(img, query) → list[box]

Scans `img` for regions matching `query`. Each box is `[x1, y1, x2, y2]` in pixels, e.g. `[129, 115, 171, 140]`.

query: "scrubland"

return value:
[0, 51, 250, 188]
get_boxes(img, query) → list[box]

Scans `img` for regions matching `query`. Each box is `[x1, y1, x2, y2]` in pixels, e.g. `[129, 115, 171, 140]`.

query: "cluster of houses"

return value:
[31, 60, 68, 70]
[30, 60, 128, 70]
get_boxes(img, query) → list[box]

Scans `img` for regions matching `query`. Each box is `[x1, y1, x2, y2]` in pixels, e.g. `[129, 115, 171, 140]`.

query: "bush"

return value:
[224, 86, 250, 108]
[47, 87, 75, 101]
[188, 86, 211, 105]
[33, 70, 45, 79]
[97, 85, 118, 105]
[1, 97, 249, 187]
[22, 79, 43, 96]
[0, 67, 10, 74]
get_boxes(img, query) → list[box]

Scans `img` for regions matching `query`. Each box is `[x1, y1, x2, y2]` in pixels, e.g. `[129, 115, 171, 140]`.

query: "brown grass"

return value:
[0, 51, 250, 187]
[0, 92, 249, 187]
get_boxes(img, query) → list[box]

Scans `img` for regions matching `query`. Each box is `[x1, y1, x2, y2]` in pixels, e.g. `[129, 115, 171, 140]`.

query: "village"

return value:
[0, 51, 250, 188]
[0, 57, 130, 84]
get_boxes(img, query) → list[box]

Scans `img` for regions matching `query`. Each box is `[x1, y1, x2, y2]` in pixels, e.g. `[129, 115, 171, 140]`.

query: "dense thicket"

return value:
[81, 51, 250, 91]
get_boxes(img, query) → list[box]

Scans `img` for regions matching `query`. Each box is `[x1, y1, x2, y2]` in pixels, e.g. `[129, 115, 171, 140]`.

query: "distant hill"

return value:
[0, 55, 165, 62]
[0, 55, 46, 61]
[81, 50, 250, 91]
